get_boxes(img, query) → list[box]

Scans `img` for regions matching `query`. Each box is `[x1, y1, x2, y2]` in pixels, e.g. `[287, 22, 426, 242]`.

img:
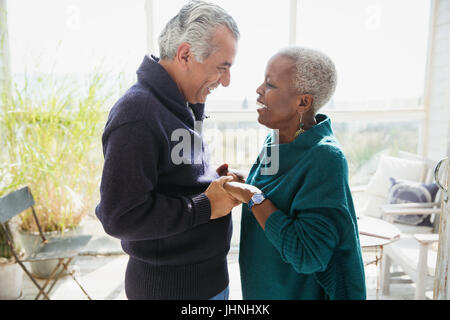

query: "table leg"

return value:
[376, 246, 384, 300]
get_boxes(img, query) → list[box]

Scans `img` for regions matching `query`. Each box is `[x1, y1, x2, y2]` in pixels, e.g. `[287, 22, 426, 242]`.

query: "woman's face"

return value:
[256, 54, 299, 130]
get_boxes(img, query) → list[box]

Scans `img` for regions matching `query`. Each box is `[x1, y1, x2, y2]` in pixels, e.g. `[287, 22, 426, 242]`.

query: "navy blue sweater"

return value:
[95, 55, 232, 299]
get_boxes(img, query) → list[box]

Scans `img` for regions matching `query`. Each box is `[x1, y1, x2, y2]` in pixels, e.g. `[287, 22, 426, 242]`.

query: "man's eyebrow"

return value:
[219, 62, 232, 67]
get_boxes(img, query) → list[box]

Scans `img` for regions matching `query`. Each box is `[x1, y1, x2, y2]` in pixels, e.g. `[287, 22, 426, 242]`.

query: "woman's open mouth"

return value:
[256, 100, 268, 112]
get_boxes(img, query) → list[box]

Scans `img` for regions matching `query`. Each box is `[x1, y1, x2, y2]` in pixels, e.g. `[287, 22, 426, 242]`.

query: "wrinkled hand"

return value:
[223, 181, 262, 204]
[216, 163, 246, 183]
[204, 176, 241, 220]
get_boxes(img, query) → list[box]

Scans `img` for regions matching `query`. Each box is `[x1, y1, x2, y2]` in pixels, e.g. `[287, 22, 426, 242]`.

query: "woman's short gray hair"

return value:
[278, 46, 337, 112]
[158, 0, 240, 62]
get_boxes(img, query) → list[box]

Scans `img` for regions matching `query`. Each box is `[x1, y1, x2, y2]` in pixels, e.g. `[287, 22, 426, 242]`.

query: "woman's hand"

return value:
[224, 181, 278, 230]
[223, 181, 262, 204]
[216, 163, 246, 183]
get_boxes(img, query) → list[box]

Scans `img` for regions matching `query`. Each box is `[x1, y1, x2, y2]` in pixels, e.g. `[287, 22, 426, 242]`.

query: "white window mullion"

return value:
[422, 0, 450, 160]
[145, 0, 154, 55]
[421, 0, 438, 157]
[289, 0, 298, 45]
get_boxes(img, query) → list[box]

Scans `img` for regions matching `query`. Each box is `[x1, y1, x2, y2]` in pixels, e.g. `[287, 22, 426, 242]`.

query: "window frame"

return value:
[143, 0, 432, 157]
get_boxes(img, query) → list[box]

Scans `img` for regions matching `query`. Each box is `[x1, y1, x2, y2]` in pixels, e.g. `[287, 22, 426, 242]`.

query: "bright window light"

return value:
[8, 0, 146, 82]
[297, 0, 431, 110]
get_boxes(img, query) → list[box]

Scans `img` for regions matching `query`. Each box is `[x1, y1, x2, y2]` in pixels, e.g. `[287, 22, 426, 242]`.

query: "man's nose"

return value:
[220, 69, 231, 87]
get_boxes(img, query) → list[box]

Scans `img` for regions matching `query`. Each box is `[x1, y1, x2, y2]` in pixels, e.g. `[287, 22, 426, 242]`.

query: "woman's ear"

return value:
[297, 94, 314, 112]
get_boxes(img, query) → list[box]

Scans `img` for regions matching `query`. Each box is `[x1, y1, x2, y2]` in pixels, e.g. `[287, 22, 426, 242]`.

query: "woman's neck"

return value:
[278, 128, 297, 144]
[278, 114, 317, 144]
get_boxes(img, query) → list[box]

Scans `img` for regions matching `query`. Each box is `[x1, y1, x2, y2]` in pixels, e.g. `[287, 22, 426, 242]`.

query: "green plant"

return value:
[0, 69, 112, 233]
[0, 223, 14, 259]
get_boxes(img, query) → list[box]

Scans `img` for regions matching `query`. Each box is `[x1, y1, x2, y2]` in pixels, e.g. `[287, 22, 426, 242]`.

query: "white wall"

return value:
[425, 0, 450, 159]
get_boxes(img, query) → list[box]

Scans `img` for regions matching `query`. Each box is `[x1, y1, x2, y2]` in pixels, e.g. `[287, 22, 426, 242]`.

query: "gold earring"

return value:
[294, 113, 305, 138]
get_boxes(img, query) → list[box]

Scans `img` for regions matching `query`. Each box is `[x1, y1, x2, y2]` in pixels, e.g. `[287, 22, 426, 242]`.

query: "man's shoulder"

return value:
[106, 83, 163, 127]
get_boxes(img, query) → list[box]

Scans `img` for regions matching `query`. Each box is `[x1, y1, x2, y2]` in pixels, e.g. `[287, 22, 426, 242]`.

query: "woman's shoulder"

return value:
[302, 140, 348, 179]
[310, 137, 346, 162]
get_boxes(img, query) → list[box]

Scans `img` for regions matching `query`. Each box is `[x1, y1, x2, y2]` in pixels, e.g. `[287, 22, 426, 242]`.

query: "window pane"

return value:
[332, 119, 421, 185]
[8, 0, 146, 93]
[297, 0, 431, 110]
[203, 114, 270, 173]
[152, 0, 291, 109]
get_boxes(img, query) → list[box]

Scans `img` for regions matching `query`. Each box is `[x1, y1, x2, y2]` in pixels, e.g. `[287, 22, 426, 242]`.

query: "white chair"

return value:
[379, 158, 445, 300]
[351, 152, 443, 299]
[381, 233, 438, 299]
[353, 152, 438, 235]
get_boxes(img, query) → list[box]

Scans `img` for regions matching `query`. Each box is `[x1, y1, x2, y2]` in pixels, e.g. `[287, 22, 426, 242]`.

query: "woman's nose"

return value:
[256, 83, 264, 96]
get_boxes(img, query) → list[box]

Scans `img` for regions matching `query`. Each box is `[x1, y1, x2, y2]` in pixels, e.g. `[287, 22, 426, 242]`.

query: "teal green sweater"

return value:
[239, 114, 366, 300]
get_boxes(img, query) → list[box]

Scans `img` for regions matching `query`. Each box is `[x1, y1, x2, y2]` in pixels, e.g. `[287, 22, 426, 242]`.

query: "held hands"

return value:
[214, 164, 275, 231]
[205, 164, 256, 220]
[223, 181, 261, 204]
[204, 176, 241, 220]
[216, 163, 260, 204]
[205, 177, 262, 220]
[216, 163, 246, 183]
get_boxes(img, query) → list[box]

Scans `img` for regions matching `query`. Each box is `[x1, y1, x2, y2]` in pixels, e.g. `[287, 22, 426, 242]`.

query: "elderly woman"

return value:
[225, 46, 366, 300]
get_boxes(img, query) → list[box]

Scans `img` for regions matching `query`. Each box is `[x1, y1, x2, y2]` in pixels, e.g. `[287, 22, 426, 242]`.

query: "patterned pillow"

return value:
[387, 177, 439, 226]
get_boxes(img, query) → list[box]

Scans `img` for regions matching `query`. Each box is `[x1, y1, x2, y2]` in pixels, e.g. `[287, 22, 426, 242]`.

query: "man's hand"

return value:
[223, 181, 262, 204]
[204, 176, 241, 220]
[216, 163, 246, 183]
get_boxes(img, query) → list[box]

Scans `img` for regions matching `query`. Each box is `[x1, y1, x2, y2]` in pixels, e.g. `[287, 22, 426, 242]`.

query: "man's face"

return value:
[184, 26, 237, 104]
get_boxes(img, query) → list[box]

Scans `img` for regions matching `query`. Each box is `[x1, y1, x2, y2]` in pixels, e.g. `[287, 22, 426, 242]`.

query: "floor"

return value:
[16, 216, 427, 300]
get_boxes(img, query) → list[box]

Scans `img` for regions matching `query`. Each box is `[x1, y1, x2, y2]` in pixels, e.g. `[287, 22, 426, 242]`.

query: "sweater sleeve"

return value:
[95, 120, 211, 241]
[264, 207, 343, 274]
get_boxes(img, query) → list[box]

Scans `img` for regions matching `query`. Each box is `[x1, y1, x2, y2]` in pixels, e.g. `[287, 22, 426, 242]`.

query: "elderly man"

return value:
[95, 1, 240, 300]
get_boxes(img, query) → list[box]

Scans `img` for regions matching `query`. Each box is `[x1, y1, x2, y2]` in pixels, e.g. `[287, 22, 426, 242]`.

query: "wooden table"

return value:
[357, 216, 401, 299]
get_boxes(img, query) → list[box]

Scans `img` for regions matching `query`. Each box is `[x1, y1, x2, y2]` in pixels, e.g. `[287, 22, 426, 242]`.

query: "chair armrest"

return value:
[350, 185, 367, 193]
[381, 202, 441, 216]
[381, 207, 441, 216]
[382, 202, 439, 209]
[414, 233, 439, 245]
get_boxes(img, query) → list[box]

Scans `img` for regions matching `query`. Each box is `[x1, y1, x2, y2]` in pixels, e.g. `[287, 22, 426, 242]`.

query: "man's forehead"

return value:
[209, 48, 235, 66]
[210, 26, 237, 65]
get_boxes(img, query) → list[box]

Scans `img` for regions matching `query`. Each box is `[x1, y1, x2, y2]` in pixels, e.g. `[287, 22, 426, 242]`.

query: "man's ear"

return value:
[296, 94, 314, 113]
[175, 42, 192, 68]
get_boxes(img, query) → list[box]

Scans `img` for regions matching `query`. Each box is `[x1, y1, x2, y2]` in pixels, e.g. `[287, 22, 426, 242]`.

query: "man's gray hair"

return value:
[278, 46, 337, 113]
[158, 1, 240, 62]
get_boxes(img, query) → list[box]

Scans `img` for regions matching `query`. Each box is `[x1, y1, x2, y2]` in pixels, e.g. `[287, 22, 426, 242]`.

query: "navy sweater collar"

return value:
[136, 55, 207, 124]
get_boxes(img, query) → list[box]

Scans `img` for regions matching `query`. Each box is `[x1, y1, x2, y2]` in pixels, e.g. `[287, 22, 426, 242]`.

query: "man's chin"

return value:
[187, 98, 205, 105]
[196, 95, 208, 104]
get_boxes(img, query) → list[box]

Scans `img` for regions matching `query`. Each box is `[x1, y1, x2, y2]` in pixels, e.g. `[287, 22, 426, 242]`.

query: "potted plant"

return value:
[0, 219, 23, 300]
[0, 68, 112, 278]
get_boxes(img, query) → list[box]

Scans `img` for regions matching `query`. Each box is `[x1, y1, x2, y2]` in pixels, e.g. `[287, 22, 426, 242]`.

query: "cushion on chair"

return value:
[365, 156, 426, 199]
[387, 177, 439, 226]
[360, 155, 426, 219]
[360, 194, 386, 218]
